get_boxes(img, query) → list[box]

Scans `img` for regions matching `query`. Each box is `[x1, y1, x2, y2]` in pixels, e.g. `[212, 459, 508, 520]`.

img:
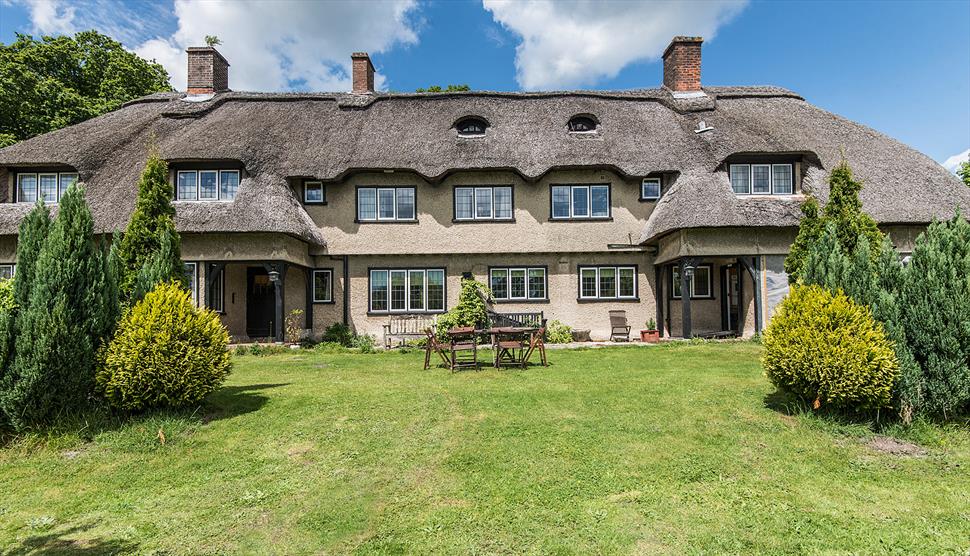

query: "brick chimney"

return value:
[662, 36, 703, 93]
[186, 46, 230, 95]
[351, 52, 375, 94]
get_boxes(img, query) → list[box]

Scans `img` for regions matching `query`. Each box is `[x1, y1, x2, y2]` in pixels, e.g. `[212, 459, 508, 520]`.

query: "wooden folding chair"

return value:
[521, 327, 547, 367]
[448, 326, 478, 372]
[609, 310, 631, 342]
[423, 328, 452, 370]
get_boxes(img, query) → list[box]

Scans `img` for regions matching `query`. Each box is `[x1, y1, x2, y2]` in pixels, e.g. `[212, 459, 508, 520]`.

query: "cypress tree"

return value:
[784, 196, 822, 283]
[800, 222, 850, 291]
[116, 154, 182, 302]
[131, 223, 181, 303]
[898, 214, 970, 418]
[1, 183, 112, 430]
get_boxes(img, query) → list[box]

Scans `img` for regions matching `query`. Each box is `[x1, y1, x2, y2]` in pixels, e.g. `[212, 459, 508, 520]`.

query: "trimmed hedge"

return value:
[98, 281, 231, 411]
[762, 285, 898, 410]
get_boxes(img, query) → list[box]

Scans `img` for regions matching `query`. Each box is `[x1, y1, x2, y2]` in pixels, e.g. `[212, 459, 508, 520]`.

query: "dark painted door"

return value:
[247, 267, 276, 338]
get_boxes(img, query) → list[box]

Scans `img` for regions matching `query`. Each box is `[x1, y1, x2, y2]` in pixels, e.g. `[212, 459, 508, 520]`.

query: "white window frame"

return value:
[304, 181, 325, 204]
[489, 266, 547, 301]
[369, 268, 445, 314]
[357, 187, 416, 222]
[455, 186, 513, 221]
[578, 266, 637, 300]
[730, 163, 794, 196]
[16, 172, 79, 204]
[183, 262, 198, 306]
[312, 269, 333, 303]
[641, 178, 661, 200]
[551, 184, 611, 220]
[0, 264, 15, 280]
[176, 169, 240, 202]
[671, 264, 714, 299]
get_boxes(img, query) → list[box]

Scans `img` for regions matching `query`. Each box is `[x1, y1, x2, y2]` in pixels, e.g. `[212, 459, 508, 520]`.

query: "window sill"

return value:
[312, 300, 336, 305]
[367, 310, 447, 316]
[304, 201, 328, 206]
[492, 298, 550, 304]
[638, 197, 660, 203]
[670, 296, 715, 301]
[355, 219, 419, 224]
[452, 218, 516, 224]
[577, 297, 640, 303]
[549, 217, 613, 222]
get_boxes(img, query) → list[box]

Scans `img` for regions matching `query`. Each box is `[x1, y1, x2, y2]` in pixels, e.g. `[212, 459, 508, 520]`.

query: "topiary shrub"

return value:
[762, 284, 899, 411]
[97, 281, 231, 411]
[546, 320, 573, 344]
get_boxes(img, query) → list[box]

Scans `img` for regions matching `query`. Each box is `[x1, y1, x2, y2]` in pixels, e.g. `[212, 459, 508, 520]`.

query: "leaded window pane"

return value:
[396, 188, 415, 219]
[39, 174, 58, 203]
[427, 270, 445, 311]
[528, 268, 545, 299]
[591, 185, 609, 217]
[580, 268, 597, 298]
[772, 164, 793, 194]
[408, 270, 425, 311]
[618, 268, 636, 297]
[509, 269, 526, 299]
[390, 270, 407, 311]
[59, 173, 78, 200]
[456, 188, 474, 219]
[370, 270, 388, 311]
[552, 186, 570, 218]
[494, 187, 512, 219]
[642, 179, 660, 199]
[358, 188, 377, 220]
[693, 266, 712, 297]
[475, 187, 492, 219]
[752, 165, 771, 194]
[18, 174, 37, 203]
[177, 171, 197, 201]
[313, 270, 331, 302]
[490, 269, 508, 299]
[221, 171, 240, 200]
[572, 186, 589, 217]
[598, 267, 616, 298]
[730, 165, 750, 194]
[199, 170, 218, 200]
[378, 189, 396, 219]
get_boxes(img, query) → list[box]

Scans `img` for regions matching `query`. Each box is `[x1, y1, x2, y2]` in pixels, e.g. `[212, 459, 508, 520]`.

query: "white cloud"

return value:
[483, 0, 747, 90]
[13, 0, 421, 92]
[942, 148, 969, 173]
[134, 0, 420, 92]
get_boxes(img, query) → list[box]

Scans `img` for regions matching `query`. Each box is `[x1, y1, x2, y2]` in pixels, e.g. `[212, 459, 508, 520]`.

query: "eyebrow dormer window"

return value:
[567, 116, 598, 133]
[456, 118, 488, 137]
[176, 169, 240, 201]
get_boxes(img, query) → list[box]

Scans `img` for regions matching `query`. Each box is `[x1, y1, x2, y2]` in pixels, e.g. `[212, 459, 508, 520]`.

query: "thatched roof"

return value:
[0, 86, 965, 246]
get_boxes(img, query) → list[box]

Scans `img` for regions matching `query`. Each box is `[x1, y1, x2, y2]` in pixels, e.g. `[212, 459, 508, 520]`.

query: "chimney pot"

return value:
[186, 46, 230, 95]
[351, 52, 375, 94]
[662, 36, 703, 93]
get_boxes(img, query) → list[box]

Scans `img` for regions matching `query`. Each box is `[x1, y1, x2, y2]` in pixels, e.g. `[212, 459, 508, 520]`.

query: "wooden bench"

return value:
[383, 314, 437, 349]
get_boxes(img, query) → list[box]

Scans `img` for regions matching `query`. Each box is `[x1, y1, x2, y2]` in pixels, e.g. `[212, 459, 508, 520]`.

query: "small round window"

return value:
[568, 116, 598, 133]
[456, 117, 488, 137]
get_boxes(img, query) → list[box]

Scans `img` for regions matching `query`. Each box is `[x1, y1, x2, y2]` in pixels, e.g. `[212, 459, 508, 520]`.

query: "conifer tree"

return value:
[784, 196, 822, 283]
[1, 184, 113, 430]
[800, 222, 849, 291]
[131, 224, 181, 303]
[116, 154, 183, 302]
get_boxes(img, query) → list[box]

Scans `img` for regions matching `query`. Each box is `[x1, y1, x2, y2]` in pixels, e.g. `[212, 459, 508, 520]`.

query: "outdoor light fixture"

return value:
[268, 269, 280, 283]
[683, 263, 695, 279]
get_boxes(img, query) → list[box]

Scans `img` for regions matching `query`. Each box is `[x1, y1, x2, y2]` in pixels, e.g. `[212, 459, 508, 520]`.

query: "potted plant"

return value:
[640, 318, 660, 343]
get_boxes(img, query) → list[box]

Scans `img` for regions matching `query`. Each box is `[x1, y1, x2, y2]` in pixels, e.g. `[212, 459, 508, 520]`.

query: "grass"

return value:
[1, 342, 968, 554]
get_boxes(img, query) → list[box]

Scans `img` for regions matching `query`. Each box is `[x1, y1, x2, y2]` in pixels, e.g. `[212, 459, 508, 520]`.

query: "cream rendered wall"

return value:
[307, 168, 659, 255]
[337, 252, 655, 341]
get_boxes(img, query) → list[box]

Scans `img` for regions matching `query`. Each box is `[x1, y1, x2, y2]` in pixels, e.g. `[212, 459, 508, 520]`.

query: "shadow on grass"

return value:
[5, 523, 138, 555]
[201, 382, 288, 424]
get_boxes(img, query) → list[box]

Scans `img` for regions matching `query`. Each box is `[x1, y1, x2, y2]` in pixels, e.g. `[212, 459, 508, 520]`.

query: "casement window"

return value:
[183, 262, 198, 306]
[0, 264, 14, 280]
[551, 184, 610, 219]
[729, 164, 794, 196]
[304, 181, 325, 204]
[641, 178, 661, 200]
[312, 269, 333, 303]
[357, 187, 416, 222]
[456, 117, 488, 137]
[455, 186, 513, 221]
[369, 268, 445, 313]
[490, 267, 546, 301]
[207, 267, 225, 313]
[578, 266, 637, 300]
[16, 172, 78, 203]
[176, 170, 240, 201]
[671, 264, 713, 299]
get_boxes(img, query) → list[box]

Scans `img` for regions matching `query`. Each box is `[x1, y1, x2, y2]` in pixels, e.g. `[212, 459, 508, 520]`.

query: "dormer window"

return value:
[567, 116, 598, 133]
[730, 163, 794, 195]
[15, 171, 78, 203]
[176, 169, 240, 201]
[641, 178, 661, 201]
[456, 117, 488, 137]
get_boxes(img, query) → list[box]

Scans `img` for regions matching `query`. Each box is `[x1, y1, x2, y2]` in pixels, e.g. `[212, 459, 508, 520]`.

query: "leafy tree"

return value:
[898, 214, 970, 418]
[116, 154, 183, 303]
[416, 84, 471, 92]
[785, 160, 883, 283]
[0, 184, 114, 430]
[0, 31, 172, 145]
[958, 161, 970, 188]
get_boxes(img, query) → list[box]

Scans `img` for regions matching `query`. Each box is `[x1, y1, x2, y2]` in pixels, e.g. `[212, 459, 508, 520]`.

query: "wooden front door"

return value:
[247, 268, 276, 338]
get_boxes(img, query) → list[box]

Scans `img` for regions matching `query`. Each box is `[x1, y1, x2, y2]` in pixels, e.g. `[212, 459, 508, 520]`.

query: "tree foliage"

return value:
[435, 279, 491, 340]
[958, 161, 970, 188]
[0, 31, 172, 145]
[785, 160, 883, 283]
[115, 154, 183, 303]
[0, 184, 116, 430]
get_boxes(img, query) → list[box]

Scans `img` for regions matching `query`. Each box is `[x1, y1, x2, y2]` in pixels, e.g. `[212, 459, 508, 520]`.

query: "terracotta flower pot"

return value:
[640, 330, 660, 343]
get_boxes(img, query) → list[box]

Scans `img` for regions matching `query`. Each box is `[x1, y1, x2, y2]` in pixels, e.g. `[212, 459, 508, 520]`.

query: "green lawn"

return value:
[1, 343, 968, 555]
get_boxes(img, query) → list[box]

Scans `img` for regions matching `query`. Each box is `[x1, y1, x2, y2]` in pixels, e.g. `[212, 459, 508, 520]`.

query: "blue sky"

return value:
[1, 0, 968, 167]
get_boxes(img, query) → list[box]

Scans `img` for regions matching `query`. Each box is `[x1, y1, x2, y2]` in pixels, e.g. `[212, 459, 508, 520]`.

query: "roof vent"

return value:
[694, 120, 714, 134]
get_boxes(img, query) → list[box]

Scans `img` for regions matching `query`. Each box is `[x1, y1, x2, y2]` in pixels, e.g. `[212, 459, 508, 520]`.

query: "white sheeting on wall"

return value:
[763, 255, 790, 324]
